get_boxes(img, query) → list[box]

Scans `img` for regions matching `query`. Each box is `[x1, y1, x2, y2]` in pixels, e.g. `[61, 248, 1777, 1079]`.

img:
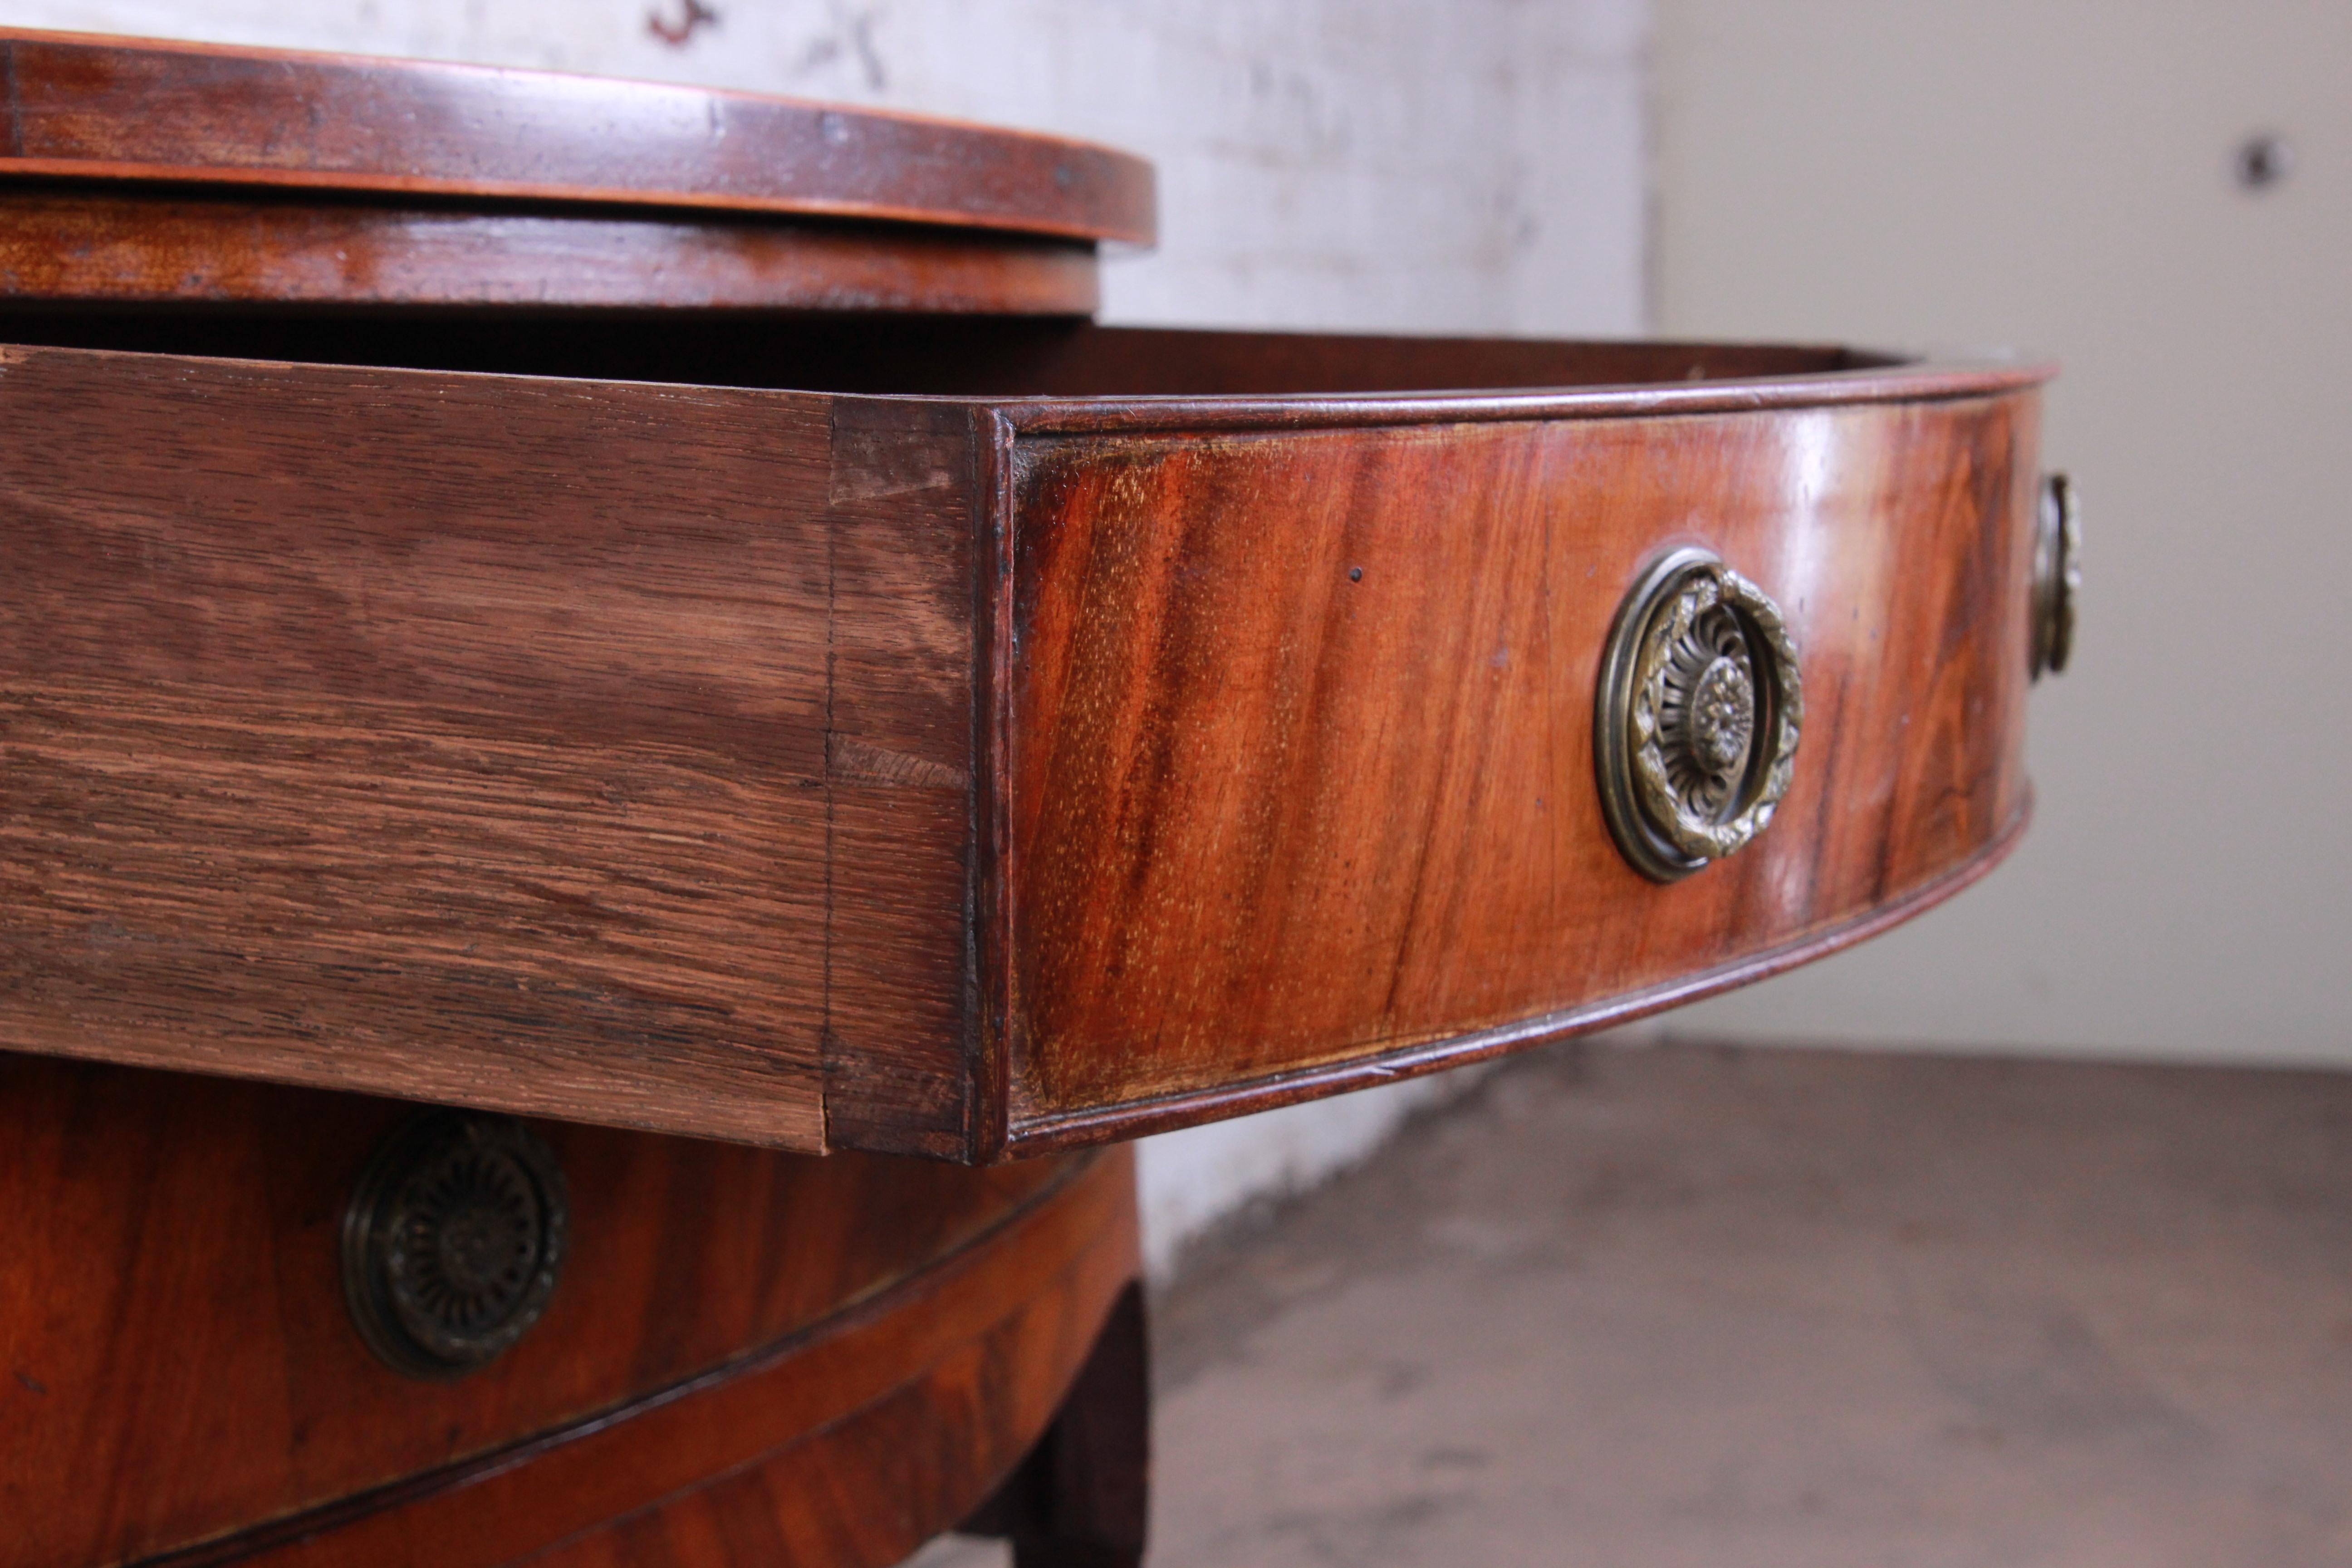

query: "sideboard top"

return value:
[0, 29, 1157, 246]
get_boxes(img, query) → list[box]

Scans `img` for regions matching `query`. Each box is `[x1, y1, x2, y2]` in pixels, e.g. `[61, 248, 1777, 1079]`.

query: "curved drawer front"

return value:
[0, 328, 2046, 1160]
[997, 378, 2043, 1149]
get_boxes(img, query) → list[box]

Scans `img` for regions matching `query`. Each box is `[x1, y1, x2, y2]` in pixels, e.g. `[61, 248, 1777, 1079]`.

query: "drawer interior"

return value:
[0, 305, 1887, 396]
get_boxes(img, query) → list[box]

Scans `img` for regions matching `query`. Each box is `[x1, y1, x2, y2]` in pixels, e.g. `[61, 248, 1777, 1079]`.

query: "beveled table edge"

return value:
[981, 354, 2059, 436]
[0, 27, 1157, 245]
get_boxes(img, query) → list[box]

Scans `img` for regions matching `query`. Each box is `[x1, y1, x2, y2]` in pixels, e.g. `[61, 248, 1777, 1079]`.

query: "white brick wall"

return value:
[6, 0, 1651, 1270]
[10, 0, 1646, 336]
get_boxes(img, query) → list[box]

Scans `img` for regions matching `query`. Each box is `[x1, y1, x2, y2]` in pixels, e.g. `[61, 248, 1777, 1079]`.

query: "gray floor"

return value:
[920, 1041, 2352, 1566]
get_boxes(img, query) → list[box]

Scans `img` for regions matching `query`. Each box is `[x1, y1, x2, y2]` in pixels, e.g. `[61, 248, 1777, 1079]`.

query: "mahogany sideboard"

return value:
[0, 31, 2072, 1568]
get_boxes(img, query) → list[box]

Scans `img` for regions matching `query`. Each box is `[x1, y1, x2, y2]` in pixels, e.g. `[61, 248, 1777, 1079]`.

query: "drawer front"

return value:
[995, 387, 2041, 1149]
[0, 334, 2046, 1160]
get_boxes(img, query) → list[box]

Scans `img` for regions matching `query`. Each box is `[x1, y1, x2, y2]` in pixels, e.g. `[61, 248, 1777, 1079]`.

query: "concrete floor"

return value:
[917, 1041, 2352, 1566]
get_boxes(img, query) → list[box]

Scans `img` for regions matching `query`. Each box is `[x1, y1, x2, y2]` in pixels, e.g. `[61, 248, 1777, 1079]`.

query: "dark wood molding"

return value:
[0, 189, 1101, 314]
[983, 357, 2054, 434]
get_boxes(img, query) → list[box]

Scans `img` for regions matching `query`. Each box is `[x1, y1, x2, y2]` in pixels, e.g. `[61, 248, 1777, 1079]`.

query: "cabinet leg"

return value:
[962, 1280, 1149, 1568]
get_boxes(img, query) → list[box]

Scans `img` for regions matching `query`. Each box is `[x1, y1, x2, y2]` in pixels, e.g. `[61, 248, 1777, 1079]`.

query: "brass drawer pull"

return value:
[342, 1112, 569, 1379]
[1597, 547, 1804, 882]
[2032, 472, 2081, 680]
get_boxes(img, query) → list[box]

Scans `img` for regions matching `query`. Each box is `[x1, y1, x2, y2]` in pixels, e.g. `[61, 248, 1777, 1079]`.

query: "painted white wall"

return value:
[4, 0, 1652, 1272]
[1652, 2, 2352, 1065]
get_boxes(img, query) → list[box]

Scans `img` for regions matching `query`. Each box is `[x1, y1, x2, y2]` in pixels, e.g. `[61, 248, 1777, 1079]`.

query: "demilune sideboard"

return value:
[0, 30, 2075, 1568]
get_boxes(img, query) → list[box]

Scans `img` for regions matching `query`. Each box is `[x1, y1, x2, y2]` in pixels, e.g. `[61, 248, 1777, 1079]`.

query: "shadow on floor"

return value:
[920, 1040, 2352, 1566]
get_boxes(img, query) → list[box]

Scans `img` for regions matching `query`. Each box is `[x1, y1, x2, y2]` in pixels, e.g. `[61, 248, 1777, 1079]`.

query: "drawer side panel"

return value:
[0, 347, 858, 1147]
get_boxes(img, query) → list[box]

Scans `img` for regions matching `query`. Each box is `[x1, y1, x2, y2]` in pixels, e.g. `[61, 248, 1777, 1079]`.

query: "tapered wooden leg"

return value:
[961, 1282, 1150, 1568]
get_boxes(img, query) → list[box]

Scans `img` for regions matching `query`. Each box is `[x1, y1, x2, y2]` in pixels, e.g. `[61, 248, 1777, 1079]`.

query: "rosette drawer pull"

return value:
[342, 1112, 569, 1379]
[1595, 547, 1804, 883]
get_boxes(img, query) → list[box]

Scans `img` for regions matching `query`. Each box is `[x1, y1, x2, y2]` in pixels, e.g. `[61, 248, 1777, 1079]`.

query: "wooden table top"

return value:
[0, 29, 1156, 245]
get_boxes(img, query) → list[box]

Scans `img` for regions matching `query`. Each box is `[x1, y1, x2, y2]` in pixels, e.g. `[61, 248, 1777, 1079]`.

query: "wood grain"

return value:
[990, 378, 2047, 1150]
[514, 1269, 1141, 1568]
[822, 398, 990, 1161]
[961, 1282, 1151, 1567]
[0, 327, 2051, 1158]
[0, 1054, 1135, 1568]
[0, 189, 1101, 314]
[0, 29, 1154, 245]
[0, 348, 860, 1147]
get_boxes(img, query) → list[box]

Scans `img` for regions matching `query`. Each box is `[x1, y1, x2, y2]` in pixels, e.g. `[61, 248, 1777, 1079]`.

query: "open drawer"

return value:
[0, 317, 2055, 1160]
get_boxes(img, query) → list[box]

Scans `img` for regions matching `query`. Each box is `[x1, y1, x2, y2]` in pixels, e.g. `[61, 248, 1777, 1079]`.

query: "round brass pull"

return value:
[1596, 547, 1803, 882]
[342, 1112, 569, 1379]
[2031, 471, 2081, 680]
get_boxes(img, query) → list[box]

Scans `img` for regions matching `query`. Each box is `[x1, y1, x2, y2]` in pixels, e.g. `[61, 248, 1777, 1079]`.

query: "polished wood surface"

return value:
[0, 31, 1153, 245]
[0, 326, 2050, 1159]
[998, 385, 2041, 1148]
[0, 1054, 1136, 1567]
[0, 190, 1100, 314]
[518, 1283, 1144, 1568]
[961, 1284, 1150, 1567]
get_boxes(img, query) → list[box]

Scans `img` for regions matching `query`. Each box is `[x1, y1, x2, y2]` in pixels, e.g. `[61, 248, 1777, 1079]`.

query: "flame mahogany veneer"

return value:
[0, 1054, 1140, 1568]
[1000, 372, 2043, 1151]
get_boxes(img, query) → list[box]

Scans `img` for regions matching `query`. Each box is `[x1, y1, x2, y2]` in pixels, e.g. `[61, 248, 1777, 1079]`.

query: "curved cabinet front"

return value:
[0, 1054, 1136, 1568]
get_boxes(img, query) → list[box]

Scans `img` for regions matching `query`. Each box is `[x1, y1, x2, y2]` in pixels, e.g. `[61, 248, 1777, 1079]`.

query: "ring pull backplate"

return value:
[1596, 547, 1804, 882]
[2031, 471, 2081, 680]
